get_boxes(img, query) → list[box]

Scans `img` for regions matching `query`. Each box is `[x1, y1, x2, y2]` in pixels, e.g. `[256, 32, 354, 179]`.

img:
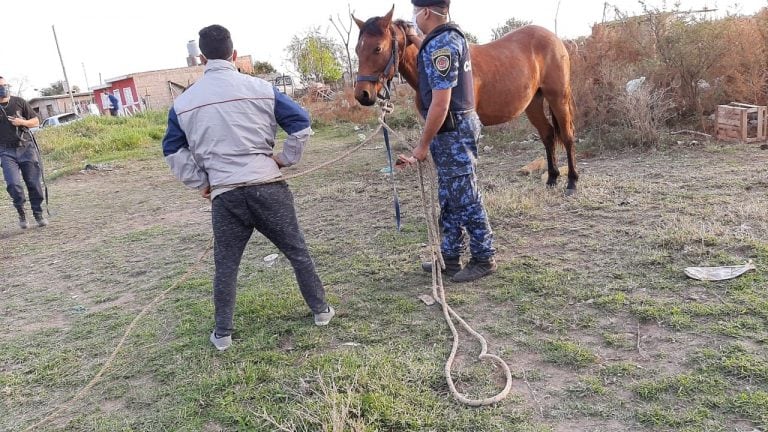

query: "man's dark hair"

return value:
[198, 25, 234, 60]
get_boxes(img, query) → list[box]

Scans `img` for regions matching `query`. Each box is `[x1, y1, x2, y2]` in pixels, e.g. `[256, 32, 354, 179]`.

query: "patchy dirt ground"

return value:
[2, 131, 767, 431]
[1, 159, 211, 332]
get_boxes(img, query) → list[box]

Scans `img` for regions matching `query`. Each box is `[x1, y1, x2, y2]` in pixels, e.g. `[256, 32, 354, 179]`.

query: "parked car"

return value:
[272, 75, 306, 98]
[29, 112, 82, 134]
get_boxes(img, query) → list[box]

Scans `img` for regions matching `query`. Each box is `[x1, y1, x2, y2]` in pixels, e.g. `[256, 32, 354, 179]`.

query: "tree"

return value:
[286, 28, 344, 84]
[464, 31, 479, 44]
[641, 5, 731, 116]
[5, 76, 30, 98]
[491, 18, 532, 40]
[253, 61, 276, 75]
[39, 80, 80, 96]
[329, 4, 357, 87]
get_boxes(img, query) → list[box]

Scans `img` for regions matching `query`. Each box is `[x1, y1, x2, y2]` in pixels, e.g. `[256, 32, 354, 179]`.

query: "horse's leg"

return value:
[524, 92, 558, 188]
[545, 90, 579, 195]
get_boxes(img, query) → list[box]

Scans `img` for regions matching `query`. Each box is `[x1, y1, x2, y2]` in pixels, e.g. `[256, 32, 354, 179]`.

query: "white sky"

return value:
[3, 0, 766, 99]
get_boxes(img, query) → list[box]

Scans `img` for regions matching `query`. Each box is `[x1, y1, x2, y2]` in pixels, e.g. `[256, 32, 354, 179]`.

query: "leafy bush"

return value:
[571, 6, 768, 146]
[302, 87, 377, 128]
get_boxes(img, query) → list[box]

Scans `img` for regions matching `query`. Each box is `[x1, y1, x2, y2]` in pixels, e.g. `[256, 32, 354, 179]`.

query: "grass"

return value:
[33, 111, 168, 179]
[541, 340, 598, 368]
[632, 373, 728, 401]
[729, 391, 768, 429]
[1, 112, 767, 431]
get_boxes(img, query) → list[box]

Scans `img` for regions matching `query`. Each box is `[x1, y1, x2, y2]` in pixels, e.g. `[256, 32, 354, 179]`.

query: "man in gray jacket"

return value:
[162, 24, 334, 352]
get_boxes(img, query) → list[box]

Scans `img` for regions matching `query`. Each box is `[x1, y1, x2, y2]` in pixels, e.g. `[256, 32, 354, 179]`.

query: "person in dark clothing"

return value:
[398, 0, 496, 283]
[161, 25, 334, 352]
[107, 92, 120, 116]
[0, 76, 48, 228]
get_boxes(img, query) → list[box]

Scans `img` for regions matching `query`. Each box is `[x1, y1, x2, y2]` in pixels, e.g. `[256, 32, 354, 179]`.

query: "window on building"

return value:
[123, 88, 134, 107]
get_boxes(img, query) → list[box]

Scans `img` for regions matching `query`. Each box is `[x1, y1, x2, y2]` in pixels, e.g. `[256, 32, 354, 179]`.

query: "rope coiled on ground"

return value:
[414, 146, 513, 407]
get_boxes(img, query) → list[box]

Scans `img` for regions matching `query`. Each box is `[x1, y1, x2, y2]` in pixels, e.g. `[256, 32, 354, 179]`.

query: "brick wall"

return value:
[235, 55, 254, 75]
[126, 56, 255, 112]
[132, 66, 205, 111]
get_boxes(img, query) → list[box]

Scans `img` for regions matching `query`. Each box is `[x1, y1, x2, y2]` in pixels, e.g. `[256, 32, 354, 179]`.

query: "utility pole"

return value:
[52, 25, 78, 114]
[82, 62, 90, 90]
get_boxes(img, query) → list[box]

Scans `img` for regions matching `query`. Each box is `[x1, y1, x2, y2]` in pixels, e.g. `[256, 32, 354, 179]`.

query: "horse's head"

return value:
[353, 7, 407, 106]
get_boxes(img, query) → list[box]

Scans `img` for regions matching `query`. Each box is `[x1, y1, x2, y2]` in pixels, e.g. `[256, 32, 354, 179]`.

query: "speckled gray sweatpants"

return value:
[211, 181, 327, 336]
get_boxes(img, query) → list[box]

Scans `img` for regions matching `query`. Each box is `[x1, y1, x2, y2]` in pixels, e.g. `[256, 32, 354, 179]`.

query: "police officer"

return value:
[0, 76, 48, 229]
[398, 0, 496, 282]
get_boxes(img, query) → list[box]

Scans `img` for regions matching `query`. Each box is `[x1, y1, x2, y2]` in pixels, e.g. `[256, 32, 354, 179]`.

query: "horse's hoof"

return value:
[565, 188, 577, 197]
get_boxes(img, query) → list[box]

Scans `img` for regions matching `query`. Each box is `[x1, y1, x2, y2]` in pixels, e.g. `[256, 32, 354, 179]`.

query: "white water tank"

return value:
[187, 40, 200, 57]
[186, 40, 201, 66]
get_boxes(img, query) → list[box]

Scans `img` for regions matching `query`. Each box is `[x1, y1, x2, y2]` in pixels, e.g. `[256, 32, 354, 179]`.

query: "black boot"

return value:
[421, 256, 462, 277]
[33, 212, 49, 227]
[451, 257, 497, 283]
[17, 208, 28, 229]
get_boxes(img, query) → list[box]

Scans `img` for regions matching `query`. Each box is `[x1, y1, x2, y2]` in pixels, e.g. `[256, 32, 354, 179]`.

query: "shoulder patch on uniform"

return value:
[431, 47, 452, 76]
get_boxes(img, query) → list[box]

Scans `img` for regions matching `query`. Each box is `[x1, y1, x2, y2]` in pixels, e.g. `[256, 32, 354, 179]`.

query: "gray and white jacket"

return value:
[162, 59, 312, 199]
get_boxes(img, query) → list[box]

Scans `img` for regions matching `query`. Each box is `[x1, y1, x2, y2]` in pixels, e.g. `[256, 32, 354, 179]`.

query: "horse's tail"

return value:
[549, 105, 561, 150]
[549, 89, 576, 150]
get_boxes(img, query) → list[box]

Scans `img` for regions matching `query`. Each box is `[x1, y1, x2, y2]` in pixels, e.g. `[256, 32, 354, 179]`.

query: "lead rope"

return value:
[379, 100, 401, 231]
[379, 118, 513, 406]
[25, 111, 391, 431]
[27, 108, 510, 431]
[24, 238, 214, 432]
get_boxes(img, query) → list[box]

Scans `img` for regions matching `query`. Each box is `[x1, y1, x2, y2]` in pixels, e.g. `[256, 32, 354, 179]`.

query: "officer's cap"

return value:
[412, 0, 450, 7]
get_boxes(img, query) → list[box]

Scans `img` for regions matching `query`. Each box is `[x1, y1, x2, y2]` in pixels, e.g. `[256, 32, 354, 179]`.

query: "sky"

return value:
[2, 0, 766, 99]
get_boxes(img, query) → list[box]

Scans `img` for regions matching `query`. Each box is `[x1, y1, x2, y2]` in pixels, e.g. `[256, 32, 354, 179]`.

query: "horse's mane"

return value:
[392, 19, 409, 29]
[360, 17, 385, 36]
[360, 17, 409, 36]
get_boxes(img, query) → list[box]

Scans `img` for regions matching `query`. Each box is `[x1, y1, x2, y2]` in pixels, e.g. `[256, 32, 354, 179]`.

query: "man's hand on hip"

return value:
[200, 186, 211, 200]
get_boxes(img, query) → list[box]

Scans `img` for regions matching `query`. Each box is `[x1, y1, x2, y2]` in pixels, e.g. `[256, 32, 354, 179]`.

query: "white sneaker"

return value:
[314, 306, 335, 326]
[209, 331, 232, 351]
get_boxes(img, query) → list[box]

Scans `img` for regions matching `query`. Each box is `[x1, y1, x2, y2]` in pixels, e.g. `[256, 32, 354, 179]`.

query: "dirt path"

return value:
[2, 137, 767, 431]
[1, 159, 212, 337]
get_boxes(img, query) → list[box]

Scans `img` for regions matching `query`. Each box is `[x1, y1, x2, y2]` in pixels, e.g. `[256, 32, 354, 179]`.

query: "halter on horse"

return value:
[354, 21, 406, 102]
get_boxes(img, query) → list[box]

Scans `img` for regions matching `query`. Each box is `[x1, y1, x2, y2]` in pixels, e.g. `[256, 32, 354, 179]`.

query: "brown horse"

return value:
[353, 7, 579, 193]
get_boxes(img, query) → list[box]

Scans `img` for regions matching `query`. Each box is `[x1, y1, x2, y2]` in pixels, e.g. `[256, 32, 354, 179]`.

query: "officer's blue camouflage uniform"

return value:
[417, 24, 494, 260]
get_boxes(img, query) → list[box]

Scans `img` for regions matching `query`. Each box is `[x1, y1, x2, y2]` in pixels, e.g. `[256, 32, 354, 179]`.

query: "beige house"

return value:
[27, 92, 94, 121]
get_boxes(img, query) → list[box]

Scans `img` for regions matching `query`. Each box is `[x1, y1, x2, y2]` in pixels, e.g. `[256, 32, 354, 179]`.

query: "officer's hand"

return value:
[8, 116, 24, 127]
[412, 145, 428, 161]
[396, 154, 417, 168]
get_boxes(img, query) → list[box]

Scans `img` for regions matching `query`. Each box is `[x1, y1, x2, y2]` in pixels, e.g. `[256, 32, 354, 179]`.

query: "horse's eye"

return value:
[375, 46, 382, 53]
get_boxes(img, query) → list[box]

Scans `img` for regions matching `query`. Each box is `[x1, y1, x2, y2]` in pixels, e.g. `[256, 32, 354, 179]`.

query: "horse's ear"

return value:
[352, 14, 366, 30]
[383, 5, 395, 26]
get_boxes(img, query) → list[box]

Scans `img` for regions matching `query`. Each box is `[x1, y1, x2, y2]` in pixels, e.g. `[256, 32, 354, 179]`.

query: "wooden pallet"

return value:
[715, 103, 767, 143]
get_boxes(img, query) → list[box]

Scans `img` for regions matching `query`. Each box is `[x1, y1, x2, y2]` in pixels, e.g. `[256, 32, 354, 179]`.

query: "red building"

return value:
[92, 55, 254, 115]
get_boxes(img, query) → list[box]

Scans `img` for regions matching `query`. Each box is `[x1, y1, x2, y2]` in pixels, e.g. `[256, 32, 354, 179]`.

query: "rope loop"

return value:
[416, 158, 513, 407]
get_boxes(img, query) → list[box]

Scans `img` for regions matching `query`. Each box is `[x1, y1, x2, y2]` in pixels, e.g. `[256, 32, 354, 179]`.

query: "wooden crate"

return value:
[715, 103, 767, 143]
